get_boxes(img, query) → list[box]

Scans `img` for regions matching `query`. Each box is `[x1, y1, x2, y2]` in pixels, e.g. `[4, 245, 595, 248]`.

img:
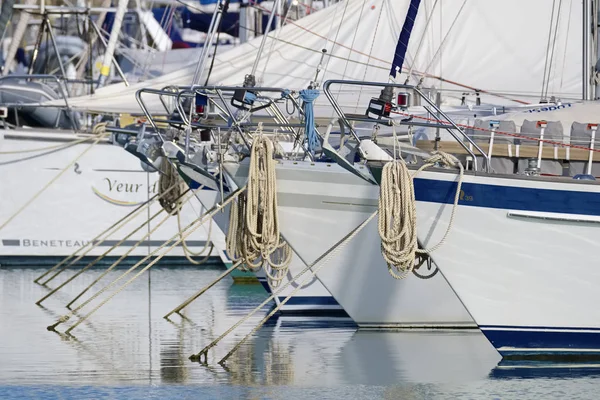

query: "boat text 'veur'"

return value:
[0, 0, 233, 266]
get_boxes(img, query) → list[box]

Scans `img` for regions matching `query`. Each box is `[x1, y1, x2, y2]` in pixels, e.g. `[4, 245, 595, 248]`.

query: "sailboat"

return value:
[310, 0, 600, 355]
[213, 0, 585, 327]
[183, 0, 600, 347]
[0, 1, 227, 267]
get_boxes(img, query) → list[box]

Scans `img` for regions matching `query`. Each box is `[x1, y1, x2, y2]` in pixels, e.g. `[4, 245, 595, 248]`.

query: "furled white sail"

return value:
[52, 0, 583, 114]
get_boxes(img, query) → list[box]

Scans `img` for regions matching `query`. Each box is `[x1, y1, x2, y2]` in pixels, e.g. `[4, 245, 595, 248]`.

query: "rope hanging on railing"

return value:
[158, 159, 183, 214]
[226, 192, 261, 272]
[224, 125, 291, 287]
[299, 89, 320, 157]
[378, 151, 464, 279]
[159, 159, 213, 264]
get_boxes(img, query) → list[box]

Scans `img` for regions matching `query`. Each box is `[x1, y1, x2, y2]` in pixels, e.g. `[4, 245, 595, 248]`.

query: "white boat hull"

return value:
[404, 168, 600, 355]
[0, 130, 227, 265]
[255, 262, 345, 315]
[189, 186, 343, 314]
[224, 160, 474, 328]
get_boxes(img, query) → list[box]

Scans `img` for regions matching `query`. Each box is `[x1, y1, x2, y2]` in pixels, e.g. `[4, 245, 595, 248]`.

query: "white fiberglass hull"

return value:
[224, 160, 474, 328]
[403, 168, 600, 355]
[0, 130, 227, 265]
[255, 261, 345, 314]
[190, 187, 343, 314]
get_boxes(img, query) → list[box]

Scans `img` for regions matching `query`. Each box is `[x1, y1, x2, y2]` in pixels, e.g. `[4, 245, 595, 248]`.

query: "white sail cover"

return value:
[55, 0, 583, 114]
[482, 101, 600, 139]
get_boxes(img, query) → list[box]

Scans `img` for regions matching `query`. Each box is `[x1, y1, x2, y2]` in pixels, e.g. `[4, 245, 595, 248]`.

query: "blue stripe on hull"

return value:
[414, 178, 600, 216]
[277, 296, 340, 306]
[481, 326, 600, 355]
[258, 278, 270, 293]
[0, 255, 223, 269]
[257, 279, 341, 306]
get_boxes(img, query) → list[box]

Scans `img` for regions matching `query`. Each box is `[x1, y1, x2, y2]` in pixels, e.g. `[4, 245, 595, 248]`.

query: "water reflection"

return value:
[491, 359, 600, 380]
[2, 267, 600, 398]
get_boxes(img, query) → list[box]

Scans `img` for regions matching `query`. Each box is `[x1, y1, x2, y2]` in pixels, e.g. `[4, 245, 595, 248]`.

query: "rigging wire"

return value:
[540, 0, 558, 100]
[558, 0, 574, 95]
[259, 1, 295, 83]
[418, 0, 468, 85]
[405, 0, 439, 84]
[545, 0, 563, 100]
[319, 0, 350, 86]
[251, 0, 528, 104]
[336, 0, 367, 93]
[353, 0, 385, 110]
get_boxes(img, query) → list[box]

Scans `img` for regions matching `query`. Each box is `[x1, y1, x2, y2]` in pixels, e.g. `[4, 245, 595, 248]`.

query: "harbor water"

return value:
[1, 265, 599, 399]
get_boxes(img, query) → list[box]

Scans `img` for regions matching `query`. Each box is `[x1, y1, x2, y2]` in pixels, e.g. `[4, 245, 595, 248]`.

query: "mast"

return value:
[584, 0, 591, 99]
[97, 0, 128, 88]
[591, 0, 600, 99]
[583, 0, 599, 100]
[191, 0, 230, 86]
[1, 0, 35, 76]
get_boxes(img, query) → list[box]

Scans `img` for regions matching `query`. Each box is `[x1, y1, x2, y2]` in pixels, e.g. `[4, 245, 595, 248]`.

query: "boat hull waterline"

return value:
[370, 165, 600, 356]
[180, 184, 344, 314]
[0, 131, 227, 265]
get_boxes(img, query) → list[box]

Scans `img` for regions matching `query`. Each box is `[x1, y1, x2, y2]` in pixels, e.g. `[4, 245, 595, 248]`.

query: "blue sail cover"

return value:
[389, 0, 421, 78]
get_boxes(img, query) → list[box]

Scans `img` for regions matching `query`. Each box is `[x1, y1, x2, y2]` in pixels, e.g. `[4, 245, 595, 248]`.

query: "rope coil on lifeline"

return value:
[159, 159, 213, 264]
[378, 150, 464, 279]
[49, 187, 244, 335]
[224, 124, 292, 287]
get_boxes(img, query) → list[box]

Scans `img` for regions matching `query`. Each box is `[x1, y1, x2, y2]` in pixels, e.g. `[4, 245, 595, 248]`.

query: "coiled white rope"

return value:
[225, 125, 291, 287]
[378, 151, 464, 279]
[158, 159, 183, 214]
[226, 192, 261, 272]
[246, 132, 280, 256]
[159, 159, 213, 264]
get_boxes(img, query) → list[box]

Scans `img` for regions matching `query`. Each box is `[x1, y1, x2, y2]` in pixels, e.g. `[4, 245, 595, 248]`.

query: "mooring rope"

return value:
[160, 159, 214, 265]
[64, 189, 191, 310]
[224, 128, 292, 287]
[33, 190, 165, 284]
[163, 259, 244, 320]
[37, 184, 179, 287]
[0, 123, 108, 232]
[191, 210, 378, 365]
[47, 186, 245, 334]
[36, 186, 188, 307]
[378, 151, 464, 279]
[0, 135, 98, 155]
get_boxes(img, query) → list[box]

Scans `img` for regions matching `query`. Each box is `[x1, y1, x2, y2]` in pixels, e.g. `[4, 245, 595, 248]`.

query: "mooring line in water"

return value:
[63, 189, 192, 310]
[39, 184, 185, 288]
[189, 211, 378, 365]
[61, 187, 245, 335]
[35, 183, 180, 286]
[46, 186, 245, 334]
[45, 188, 193, 310]
[0, 125, 107, 233]
[33, 190, 162, 285]
[35, 189, 185, 307]
[163, 259, 244, 320]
